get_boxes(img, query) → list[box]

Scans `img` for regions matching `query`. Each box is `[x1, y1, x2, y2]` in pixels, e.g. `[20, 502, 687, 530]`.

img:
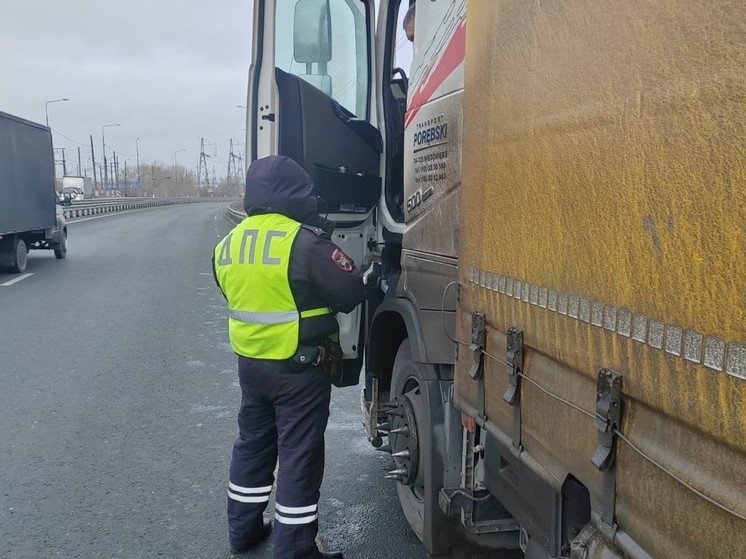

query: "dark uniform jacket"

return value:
[213, 156, 364, 352]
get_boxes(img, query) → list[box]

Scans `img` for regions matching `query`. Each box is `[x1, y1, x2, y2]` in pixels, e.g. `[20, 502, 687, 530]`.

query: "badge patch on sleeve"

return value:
[332, 249, 354, 272]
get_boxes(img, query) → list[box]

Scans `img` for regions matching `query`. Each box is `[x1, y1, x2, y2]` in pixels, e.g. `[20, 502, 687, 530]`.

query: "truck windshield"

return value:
[275, 0, 369, 118]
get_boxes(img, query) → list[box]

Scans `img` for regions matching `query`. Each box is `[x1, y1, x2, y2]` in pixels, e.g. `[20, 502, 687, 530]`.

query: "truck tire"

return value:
[54, 231, 67, 259]
[10, 237, 28, 273]
[389, 338, 438, 542]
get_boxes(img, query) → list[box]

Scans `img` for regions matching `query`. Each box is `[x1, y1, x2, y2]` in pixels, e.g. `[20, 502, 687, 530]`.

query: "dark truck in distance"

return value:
[0, 111, 68, 273]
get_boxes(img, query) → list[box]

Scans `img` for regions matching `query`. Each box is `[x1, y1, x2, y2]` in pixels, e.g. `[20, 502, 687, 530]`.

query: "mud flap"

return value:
[420, 377, 465, 556]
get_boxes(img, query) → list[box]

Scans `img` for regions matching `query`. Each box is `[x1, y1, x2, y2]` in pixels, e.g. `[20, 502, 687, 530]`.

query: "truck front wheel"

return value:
[388, 339, 436, 541]
[10, 237, 28, 273]
[54, 231, 67, 259]
[385, 338, 466, 555]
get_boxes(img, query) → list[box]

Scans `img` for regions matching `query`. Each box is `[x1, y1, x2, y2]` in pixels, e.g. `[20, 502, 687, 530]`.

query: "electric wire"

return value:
[52, 130, 89, 146]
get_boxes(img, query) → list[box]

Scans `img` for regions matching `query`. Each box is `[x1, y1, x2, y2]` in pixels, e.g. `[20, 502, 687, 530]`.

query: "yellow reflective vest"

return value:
[213, 213, 331, 359]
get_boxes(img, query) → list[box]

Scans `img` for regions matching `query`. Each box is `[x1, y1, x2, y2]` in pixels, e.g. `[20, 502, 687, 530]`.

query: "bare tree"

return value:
[136, 162, 199, 197]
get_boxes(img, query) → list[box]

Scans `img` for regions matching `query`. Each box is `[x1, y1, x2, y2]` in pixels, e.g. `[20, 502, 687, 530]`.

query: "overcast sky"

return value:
[1, 0, 253, 181]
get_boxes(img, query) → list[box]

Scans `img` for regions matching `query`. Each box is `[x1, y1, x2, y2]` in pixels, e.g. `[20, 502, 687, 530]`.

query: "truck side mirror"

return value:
[294, 0, 332, 64]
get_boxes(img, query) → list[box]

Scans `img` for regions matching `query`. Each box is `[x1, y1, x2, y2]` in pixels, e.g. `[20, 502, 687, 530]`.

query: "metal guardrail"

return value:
[227, 201, 246, 223]
[63, 197, 238, 220]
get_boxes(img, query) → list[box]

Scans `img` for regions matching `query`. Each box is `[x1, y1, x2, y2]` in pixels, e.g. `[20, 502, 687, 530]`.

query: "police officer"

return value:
[213, 156, 364, 558]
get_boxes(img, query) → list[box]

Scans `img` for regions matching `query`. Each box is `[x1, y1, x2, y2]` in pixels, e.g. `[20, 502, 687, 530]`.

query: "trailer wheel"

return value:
[10, 238, 28, 273]
[389, 338, 437, 542]
[54, 231, 67, 259]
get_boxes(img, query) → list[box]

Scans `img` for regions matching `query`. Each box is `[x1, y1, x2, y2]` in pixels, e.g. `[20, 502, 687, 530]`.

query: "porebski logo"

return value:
[413, 123, 448, 147]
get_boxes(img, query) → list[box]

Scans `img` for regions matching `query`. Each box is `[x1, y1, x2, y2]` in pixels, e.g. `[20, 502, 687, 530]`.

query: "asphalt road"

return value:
[0, 204, 424, 559]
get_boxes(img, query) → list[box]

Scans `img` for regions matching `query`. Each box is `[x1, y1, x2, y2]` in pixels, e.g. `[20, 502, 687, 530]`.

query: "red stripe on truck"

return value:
[405, 18, 467, 127]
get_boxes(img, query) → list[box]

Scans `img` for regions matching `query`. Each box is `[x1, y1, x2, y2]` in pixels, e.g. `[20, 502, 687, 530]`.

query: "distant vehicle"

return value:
[61, 187, 81, 200]
[62, 175, 92, 200]
[0, 111, 68, 273]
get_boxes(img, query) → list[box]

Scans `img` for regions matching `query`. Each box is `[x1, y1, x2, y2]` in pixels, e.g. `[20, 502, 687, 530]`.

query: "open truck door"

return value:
[247, 0, 379, 381]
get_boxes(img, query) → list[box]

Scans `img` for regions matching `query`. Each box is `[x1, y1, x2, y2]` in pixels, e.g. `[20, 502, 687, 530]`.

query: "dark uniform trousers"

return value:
[228, 356, 331, 558]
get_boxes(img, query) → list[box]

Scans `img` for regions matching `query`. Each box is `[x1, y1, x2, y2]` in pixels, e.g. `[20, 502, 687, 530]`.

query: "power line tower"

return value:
[197, 137, 210, 190]
[226, 138, 235, 184]
[204, 141, 218, 189]
[227, 138, 241, 186]
[235, 142, 246, 187]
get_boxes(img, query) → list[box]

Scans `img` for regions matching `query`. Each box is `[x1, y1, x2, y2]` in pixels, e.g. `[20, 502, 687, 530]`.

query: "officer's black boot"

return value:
[230, 519, 272, 554]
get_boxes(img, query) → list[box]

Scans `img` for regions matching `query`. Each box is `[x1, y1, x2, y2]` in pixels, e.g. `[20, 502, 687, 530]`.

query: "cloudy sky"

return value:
[1, 0, 253, 181]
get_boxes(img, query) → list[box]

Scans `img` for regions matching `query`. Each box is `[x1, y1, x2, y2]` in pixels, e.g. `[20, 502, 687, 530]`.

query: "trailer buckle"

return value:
[469, 312, 486, 380]
[591, 369, 622, 472]
[503, 328, 523, 405]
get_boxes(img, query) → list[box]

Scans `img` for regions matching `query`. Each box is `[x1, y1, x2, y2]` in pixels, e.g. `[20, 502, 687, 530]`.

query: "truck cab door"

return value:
[248, 0, 379, 212]
[247, 0, 379, 376]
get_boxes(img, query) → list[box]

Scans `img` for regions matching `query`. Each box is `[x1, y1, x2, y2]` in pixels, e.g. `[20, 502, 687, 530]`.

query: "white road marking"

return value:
[214, 210, 222, 238]
[1, 273, 33, 286]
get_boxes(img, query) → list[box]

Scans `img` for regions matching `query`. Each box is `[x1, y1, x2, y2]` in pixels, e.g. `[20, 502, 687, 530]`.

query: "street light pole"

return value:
[45, 98, 69, 187]
[136, 138, 141, 185]
[45, 98, 69, 127]
[174, 149, 186, 191]
[102, 123, 120, 194]
[124, 160, 129, 194]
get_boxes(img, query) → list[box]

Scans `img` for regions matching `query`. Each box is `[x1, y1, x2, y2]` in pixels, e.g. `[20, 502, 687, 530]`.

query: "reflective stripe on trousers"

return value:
[274, 502, 318, 525]
[227, 482, 272, 504]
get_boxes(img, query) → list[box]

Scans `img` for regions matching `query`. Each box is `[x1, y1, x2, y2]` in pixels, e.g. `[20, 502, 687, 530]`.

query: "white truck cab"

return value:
[246, 0, 465, 376]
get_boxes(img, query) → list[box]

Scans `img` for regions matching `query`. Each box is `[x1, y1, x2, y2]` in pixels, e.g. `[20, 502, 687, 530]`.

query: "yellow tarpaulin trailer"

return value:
[456, 2, 745, 557]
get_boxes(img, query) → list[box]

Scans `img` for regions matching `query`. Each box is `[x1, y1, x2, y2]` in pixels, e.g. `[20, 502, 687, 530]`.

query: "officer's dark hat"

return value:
[243, 156, 317, 222]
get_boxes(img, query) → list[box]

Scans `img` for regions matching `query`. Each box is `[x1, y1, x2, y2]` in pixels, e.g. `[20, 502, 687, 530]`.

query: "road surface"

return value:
[0, 204, 424, 559]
